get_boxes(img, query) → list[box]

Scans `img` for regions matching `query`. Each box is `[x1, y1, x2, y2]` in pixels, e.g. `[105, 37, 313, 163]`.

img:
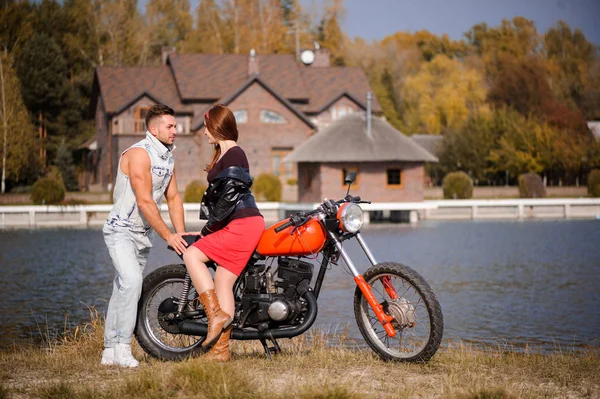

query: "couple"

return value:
[101, 103, 264, 367]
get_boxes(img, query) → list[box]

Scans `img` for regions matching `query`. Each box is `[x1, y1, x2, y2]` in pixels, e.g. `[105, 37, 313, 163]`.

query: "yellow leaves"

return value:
[401, 54, 488, 134]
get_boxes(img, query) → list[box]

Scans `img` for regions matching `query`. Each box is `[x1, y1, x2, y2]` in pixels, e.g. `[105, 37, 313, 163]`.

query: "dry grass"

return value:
[1, 310, 598, 399]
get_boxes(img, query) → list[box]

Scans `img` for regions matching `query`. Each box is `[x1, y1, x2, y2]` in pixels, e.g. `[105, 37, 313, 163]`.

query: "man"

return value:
[101, 104, 189, 367]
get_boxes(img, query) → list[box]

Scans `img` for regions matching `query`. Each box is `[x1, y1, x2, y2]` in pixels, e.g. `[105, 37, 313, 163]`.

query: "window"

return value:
[135, 106, 149, 132]
[341, 167, 359, 188]
[233, 109, 248, 124]
[387, 168, 402, 187]
[331, 104, 354, 121]
[271, 148, 294, 178]
[260, 110, 286, 124]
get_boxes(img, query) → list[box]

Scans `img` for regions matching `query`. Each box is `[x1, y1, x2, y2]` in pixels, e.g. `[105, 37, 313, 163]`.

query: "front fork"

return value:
[329, 231, 399, 337]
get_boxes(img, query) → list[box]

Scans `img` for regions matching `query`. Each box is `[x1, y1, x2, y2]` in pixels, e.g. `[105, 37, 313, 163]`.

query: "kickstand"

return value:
[259, 337, 281, 360]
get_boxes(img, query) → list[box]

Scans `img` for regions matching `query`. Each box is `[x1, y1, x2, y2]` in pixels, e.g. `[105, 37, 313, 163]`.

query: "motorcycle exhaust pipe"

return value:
[177, 291, 318, 340]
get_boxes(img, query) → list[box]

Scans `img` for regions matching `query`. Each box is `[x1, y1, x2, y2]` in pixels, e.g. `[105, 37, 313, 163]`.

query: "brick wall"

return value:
[311, 96, 360, 130]
[299, 161, 425, 202]
[224, 82, 315, 185]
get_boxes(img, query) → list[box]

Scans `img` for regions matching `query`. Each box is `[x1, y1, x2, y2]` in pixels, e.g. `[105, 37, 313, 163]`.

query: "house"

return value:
[284, 111, 438, 203]
[89, 48, 381, 199]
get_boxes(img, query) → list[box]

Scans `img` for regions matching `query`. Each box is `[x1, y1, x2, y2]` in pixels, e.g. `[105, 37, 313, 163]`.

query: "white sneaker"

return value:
[114, 343, 139, 368]
[101, 348, 115, 365]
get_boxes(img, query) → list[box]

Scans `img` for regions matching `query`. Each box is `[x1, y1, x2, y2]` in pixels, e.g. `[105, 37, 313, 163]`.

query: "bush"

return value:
[518, 172, 546, 198]
[286, 177, 298, 186]
[31, 177, 66, 205]
[253, 173, 282, 202]
[443, 171, 473, 199]
[184, 180, 207, 203]
[588, 169, 600, 197]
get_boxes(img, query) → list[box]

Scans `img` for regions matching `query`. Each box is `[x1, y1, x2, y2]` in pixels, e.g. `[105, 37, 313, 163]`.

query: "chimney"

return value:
[366, 92, 372, 138]
[312, 48, 331, 67]
[248, 49, 259, 76]
[161, 46, 176, 65]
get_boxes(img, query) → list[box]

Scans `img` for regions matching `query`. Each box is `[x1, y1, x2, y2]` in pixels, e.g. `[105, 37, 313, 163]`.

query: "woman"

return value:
[183, 104, 264, 362]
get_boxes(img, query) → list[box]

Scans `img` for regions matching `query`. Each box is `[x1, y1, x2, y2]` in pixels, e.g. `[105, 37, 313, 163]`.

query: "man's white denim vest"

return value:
[104, 132, 175, 234]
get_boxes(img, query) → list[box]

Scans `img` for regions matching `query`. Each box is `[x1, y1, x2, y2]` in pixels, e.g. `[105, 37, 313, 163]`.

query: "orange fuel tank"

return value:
[256, 217, 327, 257]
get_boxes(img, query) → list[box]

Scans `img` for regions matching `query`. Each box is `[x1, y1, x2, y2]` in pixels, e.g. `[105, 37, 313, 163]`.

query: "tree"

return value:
[182, 0, 225, 53]
[145, 0, 193, 63]
[317, 0, 346, 65]
[544, 21, 596, 110]
[0, 1, 35, 55]
[401, 54, 489, 134]
[0, 54, 40, 192]
[438, 116, 496, 183]
[464, 17, 541, 60]
[487, 54, 553, 117]
[487, 108, 559, 177]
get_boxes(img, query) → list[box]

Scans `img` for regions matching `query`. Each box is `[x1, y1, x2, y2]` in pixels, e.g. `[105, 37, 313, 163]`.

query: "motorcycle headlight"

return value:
[337, 203, 363, 233]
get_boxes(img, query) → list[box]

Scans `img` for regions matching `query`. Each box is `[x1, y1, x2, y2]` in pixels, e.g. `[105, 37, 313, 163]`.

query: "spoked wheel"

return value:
[354, 262, 443, 362]
[134, 264, 207, 360]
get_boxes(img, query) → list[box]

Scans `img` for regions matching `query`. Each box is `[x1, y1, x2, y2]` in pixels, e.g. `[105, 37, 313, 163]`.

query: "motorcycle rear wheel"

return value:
[353, 262, 443, 363]
[134, 264, 206, 360]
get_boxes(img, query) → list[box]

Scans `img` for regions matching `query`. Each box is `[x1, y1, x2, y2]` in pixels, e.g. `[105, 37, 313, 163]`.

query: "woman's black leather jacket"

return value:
[199, 166, 258, 236]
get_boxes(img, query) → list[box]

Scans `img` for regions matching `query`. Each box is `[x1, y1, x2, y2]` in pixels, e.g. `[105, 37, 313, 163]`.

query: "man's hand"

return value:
[167, 233, 189, 255]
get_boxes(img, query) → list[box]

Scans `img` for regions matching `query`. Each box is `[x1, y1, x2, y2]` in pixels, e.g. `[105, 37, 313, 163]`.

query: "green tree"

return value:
[0, 54, 41, 192]
[487, 108, 559, 177]
[145, 0, 193, 62]
[15, 33, 72, 165]
[438, 116, 496, 183]
[0, 1, 35, 55]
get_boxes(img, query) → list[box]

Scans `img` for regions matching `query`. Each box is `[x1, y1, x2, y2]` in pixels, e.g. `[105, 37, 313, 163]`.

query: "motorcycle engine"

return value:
[240, 257, 314, 327]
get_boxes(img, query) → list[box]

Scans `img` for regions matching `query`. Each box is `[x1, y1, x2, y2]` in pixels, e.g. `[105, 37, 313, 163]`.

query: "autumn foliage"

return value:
[1, 2, 599, 190]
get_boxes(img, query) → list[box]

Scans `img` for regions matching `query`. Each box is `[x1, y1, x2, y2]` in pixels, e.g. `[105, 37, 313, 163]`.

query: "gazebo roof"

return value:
[285, 113, 438, 163]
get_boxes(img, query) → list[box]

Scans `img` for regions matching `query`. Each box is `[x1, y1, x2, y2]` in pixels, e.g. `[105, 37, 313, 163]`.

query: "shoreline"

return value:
[1, 198, 599, 229]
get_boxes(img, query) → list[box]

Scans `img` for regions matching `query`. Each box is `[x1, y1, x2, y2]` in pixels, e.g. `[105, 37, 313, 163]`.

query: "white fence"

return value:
[1, 198, 599, 229]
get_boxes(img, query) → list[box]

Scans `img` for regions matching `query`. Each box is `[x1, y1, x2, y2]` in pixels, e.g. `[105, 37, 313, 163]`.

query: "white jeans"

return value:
[103, 225, 152, 347]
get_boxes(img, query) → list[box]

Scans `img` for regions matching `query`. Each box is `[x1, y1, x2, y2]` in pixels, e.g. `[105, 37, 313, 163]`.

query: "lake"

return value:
[0, 219, 599, 352]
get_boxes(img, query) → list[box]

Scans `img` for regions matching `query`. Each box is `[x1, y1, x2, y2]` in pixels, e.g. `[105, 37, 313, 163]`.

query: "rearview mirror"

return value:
[344, 172, 356, 185]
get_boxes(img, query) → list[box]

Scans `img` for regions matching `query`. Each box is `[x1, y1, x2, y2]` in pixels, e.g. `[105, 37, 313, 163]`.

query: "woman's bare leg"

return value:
[183, 246, 214, 294]
[213, 267, 238, 317]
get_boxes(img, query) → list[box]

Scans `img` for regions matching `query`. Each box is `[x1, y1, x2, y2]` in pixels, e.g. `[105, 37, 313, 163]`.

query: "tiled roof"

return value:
[285, 113, 438, 163]
[298, 67, 382, 113]
[96, 66, 191, 114]
[95, 53, 380, 118]
[168, 54, 248, 101]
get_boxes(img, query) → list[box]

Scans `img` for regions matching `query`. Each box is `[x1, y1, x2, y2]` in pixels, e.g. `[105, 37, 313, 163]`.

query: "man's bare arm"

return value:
[126, 149, 187, 254]
[165, 167, 185, 233]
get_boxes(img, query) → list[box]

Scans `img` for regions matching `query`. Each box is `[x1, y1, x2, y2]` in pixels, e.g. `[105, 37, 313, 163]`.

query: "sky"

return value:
[302, 0, 600, 45]
[177, 0, 600, 46]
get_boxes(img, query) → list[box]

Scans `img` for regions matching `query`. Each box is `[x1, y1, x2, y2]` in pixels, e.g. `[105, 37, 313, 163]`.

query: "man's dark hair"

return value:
[145, 104, 174, 129]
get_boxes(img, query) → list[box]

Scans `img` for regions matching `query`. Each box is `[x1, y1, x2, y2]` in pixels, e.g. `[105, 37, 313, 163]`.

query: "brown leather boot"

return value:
[204, 325, 231, 362]
[198, 289, 232, 350]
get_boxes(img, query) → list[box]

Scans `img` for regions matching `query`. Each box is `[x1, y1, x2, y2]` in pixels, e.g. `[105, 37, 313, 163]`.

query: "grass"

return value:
[0, 310, 598, 398]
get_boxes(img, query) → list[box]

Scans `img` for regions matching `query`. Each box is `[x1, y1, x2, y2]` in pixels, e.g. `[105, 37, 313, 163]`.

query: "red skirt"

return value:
[193, 216, 265, 276]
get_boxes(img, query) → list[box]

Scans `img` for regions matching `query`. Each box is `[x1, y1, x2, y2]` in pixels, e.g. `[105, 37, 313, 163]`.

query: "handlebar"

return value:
[274, 196, 371, 234]
[274, 219, 294, 233]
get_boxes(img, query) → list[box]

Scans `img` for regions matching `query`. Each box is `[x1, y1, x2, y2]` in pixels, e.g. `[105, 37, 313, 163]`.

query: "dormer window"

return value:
[233, 109, 248, 124]
[331, 104, 354, 121]
[260, 110, 286, 124]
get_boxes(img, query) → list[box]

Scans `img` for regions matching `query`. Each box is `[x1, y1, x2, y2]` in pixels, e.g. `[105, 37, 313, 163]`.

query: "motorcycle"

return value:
[134, 172, 443, 362]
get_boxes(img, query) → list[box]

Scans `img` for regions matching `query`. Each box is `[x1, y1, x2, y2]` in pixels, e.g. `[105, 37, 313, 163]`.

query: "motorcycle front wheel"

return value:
[134, 264, 206, 360]
[354, 262, 443, 362]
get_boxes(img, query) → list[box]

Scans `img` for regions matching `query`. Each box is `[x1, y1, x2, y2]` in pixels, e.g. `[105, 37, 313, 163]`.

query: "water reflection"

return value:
[0, 220, 598, 352]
